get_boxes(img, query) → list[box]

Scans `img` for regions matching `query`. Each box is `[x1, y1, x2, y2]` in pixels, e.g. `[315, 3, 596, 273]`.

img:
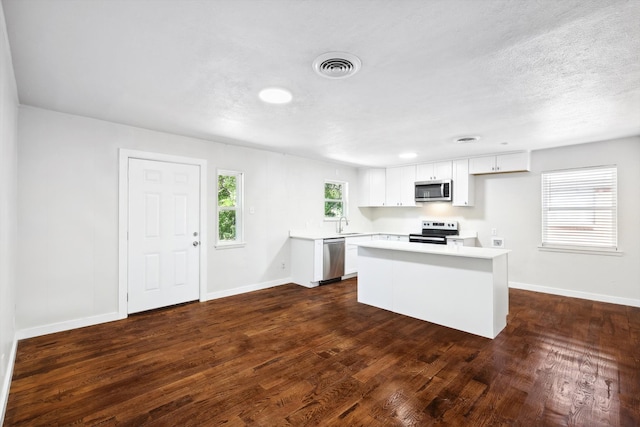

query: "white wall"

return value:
[16, 106, 370, 331]
[366, 137, 640, 306]
[0, 1, 19, 421]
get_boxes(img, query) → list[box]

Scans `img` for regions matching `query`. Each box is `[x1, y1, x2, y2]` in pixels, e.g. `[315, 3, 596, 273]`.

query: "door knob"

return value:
[193, 241, 200, 247]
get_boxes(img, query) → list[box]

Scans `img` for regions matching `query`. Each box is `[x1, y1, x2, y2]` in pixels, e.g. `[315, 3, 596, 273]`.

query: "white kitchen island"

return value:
[357, 241, 510, 339]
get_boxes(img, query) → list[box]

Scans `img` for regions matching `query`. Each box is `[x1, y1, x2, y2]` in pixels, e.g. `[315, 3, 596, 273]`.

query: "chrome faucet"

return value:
[338, 216, 349, 233]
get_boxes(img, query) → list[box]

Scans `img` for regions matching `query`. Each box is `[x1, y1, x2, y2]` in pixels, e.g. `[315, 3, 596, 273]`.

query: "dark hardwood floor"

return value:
[5, 278, 640, 426]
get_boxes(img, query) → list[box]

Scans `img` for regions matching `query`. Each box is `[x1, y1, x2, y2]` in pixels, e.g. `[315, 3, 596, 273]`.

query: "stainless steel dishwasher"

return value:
[321, 237, 345, 284]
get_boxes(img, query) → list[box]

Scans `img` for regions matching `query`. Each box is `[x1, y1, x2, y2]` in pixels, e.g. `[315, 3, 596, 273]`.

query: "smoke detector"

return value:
[312, 52, 361, 79]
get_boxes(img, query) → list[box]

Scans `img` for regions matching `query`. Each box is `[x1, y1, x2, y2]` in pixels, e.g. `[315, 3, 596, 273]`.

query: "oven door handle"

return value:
[410, 236, 446, 244]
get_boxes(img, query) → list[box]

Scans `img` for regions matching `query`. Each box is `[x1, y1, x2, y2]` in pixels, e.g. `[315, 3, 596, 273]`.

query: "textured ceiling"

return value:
[3, 0, 639, 166]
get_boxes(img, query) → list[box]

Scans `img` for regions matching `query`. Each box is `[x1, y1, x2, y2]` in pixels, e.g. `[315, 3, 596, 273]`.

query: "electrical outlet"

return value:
[491, 228, 497, 236]
[281, 262, 286, 269]
[492, 237, 504, 247]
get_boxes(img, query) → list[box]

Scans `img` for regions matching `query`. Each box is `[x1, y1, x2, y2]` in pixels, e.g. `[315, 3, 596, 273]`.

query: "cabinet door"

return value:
[452, 159, 474, 207]
[434, 161, 452, 180]
[358, 168, 386, 207]
[385, 165, 416, 206]
[345, 235, 372, 274]
[369, 168, 386, 206]
[416, 163, 435, 181]
[313, 240, 323, 282]
[399, 165, 416, 206]
[470, 152, 530, 174]
[469, 156, 496, 174]
[416, 161, 451, 181]
[385, 167, 402, 206]
[357, 169, 370, 207]
[496, 152, 530, 172]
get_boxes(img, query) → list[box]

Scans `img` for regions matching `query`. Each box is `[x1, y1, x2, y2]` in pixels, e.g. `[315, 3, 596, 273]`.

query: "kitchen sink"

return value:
[339, 232, 362, 235]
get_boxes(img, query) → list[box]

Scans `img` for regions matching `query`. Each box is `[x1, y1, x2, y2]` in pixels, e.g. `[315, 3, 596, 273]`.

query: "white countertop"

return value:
[289, 230, 406, 240]
[289, 230, 478, 241]
[447, 232, 477, 240]
[357, 240, 509, 259]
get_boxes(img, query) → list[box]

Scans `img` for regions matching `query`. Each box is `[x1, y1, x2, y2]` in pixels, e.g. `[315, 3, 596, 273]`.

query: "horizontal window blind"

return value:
[541, 166, 617, 249]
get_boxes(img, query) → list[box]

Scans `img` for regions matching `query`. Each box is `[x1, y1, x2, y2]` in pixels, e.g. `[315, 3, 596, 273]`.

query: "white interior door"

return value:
[128, 158, 200, 314]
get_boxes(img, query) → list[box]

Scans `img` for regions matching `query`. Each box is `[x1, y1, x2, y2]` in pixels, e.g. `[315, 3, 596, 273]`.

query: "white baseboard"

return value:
[1, 337, 17, 425]
[509, 281, 640, 308]
[15, 312, 124, 340]
[203, 278, 292, 301]
[15, 279, 295, 340]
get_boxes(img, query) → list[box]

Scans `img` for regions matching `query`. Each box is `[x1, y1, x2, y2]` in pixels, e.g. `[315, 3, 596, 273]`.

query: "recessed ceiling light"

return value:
[399, 152, 417, 159]
[454, 136, 480, 144]
[258, 87, 292, 104]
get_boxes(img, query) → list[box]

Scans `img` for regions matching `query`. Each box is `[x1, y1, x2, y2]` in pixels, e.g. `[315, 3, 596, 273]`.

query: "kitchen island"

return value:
[357, 240, 510, 339]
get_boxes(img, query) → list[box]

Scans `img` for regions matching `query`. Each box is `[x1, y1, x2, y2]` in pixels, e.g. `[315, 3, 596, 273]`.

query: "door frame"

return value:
[118, 149, 208, 318]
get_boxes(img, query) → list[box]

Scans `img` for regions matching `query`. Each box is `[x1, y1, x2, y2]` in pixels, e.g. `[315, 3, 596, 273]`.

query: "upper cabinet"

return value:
[358, 168, 386, 207]
[416, 161, 452, 181]
[358, 151, 529, 208]
[452, 159, 475, 207]
[385, 165, 417, 206]
[469, 152, 530, 175]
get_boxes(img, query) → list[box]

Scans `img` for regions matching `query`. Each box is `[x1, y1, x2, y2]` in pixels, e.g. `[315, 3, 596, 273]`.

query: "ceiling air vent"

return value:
[312, 52, 361, 79]
[454, 136, 480, 144]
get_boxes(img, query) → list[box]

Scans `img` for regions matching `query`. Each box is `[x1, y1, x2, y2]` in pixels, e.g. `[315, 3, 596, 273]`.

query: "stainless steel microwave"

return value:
[415, 180, 452, 202]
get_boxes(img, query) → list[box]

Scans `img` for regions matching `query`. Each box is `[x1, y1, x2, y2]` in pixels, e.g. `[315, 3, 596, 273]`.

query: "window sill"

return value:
[538, 245, 623, 256]
[215, 242, 246, 250]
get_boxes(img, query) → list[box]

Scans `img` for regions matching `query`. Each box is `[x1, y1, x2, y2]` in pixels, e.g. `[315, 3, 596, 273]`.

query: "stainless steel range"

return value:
[409, 221, 458, 245]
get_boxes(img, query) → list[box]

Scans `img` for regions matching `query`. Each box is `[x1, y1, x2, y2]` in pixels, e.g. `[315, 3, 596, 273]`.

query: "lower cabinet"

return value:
[374, 234, 409, 242]
[446, 236, 476, 247]
[344, 235, 373, 275]
[290, 238, 323, 287]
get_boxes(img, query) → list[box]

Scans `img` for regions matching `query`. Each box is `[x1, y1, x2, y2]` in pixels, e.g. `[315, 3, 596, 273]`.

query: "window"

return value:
[541, 166, 617, 251]
[217, 170, 244, 246]
[324, 180, 347, 219]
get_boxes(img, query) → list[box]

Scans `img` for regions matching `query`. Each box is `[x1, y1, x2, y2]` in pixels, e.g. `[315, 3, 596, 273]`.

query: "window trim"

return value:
[324, 180, 348, 221]
[540, 165, 619, 255]
[216, 169, 245, 248]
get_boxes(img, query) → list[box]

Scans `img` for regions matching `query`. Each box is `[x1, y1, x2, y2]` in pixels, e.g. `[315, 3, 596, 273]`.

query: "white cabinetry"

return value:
[385, 165, 416, 206]
[290, 238, 323, 287]
[452, 159, 475, 207]
[358, 168, 386, 207]
[375, 234, 409, 242]
[447, 236, 476, 247]
[416, 161, 452, 181]
[357, 243, 509, 339]
[469, 152, 530, 174]
[344, 235, 372, 275]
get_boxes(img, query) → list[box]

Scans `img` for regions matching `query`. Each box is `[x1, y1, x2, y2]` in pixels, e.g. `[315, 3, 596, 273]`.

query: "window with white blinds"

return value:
[541, 166, 617, 250]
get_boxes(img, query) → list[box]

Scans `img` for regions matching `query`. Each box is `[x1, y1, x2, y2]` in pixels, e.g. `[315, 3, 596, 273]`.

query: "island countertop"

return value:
[356, 240, 510, 259]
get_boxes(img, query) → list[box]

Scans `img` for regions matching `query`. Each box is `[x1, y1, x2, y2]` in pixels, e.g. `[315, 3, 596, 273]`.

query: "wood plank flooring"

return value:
[5, 278, 640, 426]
